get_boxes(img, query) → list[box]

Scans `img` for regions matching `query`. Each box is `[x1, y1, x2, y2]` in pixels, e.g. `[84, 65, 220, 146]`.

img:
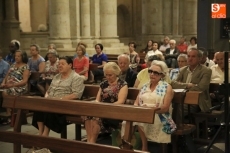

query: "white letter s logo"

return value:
[212, 4, 220, 13]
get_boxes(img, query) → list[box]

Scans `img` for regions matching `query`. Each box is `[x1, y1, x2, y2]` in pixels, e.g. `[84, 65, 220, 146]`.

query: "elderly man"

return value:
[210, 52, 230, 83]
[199, 47, 215, 68]
[164, 39, 180, 68]
[117, 54, 137, 87]
[171, 48, 212, 113]
[159, 36, 170, 53]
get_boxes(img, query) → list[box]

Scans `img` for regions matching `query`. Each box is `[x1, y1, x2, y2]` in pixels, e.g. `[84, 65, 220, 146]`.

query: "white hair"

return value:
[151, 60, 169, 79]
[177, 54, 188, 61]
[117, 54, 130, 62]
[169, 39, 176, 44]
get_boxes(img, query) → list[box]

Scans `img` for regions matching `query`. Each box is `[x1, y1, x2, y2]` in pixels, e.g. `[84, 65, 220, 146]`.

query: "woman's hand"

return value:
[4, 83, 14, 89]
[0, 83, 5, 88]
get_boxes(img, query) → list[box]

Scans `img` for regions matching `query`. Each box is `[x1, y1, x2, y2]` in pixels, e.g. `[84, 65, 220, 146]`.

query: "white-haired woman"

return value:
[122, 60, 175, 151]
[169, 54, 188, 80]
[84, 62, 128, 143]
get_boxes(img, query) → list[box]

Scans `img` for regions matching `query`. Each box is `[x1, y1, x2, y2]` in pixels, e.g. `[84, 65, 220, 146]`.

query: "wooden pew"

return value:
[1, 96, 159, 153]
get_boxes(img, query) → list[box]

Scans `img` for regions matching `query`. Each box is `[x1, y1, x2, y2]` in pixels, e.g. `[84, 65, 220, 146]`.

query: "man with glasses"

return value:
[171, 48, 212, 113]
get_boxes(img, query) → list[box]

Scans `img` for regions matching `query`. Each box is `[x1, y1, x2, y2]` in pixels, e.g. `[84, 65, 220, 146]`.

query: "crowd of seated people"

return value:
[0, 37, 228, 152]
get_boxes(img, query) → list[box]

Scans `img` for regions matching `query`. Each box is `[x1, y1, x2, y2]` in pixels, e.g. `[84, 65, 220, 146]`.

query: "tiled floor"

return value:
[0, 116, 226, 153]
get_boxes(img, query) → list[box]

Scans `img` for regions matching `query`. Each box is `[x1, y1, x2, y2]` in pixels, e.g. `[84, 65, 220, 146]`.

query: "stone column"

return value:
[172, 0, 179, 36]
[49, 0, 71, 48]
[182, 0, 197, 36]
[18, 0, 31, 32]
[2, 0, 20, 54]
[81, 0, 91, 38]
[100, 0, 118, 39]
[91, 0, 100, 39]
[162, 0, 172, 35]
[142, 0, 163, 35]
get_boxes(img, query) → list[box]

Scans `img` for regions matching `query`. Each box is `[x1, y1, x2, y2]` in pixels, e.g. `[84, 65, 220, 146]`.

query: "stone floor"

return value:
[0, 116, 226, 153]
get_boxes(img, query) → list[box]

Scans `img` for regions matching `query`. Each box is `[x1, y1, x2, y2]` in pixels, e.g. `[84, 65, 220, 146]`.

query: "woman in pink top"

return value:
[73, 45, 89, 81]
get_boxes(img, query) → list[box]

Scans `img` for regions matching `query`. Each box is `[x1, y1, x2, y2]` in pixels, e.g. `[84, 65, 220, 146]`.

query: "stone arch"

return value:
[117, 5, 131, 37]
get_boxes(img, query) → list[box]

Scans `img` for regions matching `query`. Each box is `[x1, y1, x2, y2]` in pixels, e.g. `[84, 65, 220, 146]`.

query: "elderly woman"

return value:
[169, 54, 188, 80]
[37, 50, 59, 95]
[73, 45, 89, 81]
[5, 40, 20, 65]
[122, 60, 174, 151]
[32, 56, 85, 136]
[1, 50, 30, 124]
[187, 36, 197, 52]
[134, 54, 168, 89]
[91, 43, 108, 81]
[85, 62, 128, 143]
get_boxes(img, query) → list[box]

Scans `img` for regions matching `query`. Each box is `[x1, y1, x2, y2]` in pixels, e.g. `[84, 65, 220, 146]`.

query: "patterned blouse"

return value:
[5, 64, 29, 95]
[100, 79, 127, 103]
[44, 59, 59, 79]
[47, 71, 85, 99]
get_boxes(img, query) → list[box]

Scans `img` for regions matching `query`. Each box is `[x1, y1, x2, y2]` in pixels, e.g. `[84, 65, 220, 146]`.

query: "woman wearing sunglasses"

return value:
[122, 60, 175, 151]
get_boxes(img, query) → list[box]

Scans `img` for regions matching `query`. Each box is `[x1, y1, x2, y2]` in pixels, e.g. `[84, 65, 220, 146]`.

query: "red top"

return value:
[73, 56, 89, 78]
[177, 43, 188, 53]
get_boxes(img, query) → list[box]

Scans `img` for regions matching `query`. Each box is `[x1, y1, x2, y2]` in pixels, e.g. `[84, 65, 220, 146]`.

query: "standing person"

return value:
[84, 62, 128, 143]
[73, 45, 89, 81]
[0, 50, 30, 125]
[128, 41, 140, 72]
[117, 54, 137, 87]
[91, 43, 108, 81]
[5, 40, 20, 65]
[122, 60, 175, 151]
[32, 56, 85, 136]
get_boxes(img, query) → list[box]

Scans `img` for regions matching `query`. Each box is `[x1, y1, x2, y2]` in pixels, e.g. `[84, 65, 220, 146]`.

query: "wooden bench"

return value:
[1, 95, 159, 153]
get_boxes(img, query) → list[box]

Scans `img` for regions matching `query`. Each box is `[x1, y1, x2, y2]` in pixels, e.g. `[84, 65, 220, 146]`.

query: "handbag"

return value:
[26, 148, 51, 153]
[158, 112, 177, 134]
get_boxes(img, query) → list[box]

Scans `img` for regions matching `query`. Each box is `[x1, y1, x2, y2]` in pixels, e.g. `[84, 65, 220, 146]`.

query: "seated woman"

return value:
[84, 62, 128, 143]
[32, 56, 85, 136]
[122, 60, 174, 151]
[0, 50, 30, 124]
[37, 50, 59, 95]
[169, 54, 188, 81]
[128, 41, 140, 72]
[73, 45, 89, 81]
[134, 54, 169, 89]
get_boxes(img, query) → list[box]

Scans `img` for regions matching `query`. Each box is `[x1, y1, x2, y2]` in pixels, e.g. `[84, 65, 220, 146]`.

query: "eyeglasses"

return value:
[148, 69, 163, 76]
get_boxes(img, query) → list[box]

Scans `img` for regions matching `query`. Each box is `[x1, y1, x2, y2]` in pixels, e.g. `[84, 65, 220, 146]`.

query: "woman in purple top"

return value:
[91, 43, 108, 82]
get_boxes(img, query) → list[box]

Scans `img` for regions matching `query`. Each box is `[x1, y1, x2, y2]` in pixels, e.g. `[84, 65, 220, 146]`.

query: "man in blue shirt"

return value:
[0, 49, 10, 84]
[5, 40, 20, 65]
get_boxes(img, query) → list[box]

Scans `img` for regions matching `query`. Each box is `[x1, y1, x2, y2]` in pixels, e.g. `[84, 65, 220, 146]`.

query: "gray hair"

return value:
[117, 54, 130, 62]
[169, 39, 176, 44]
[47, 49, 58, 57]
[103, 62, 121, 76]
[177, 54, 188, 61]
[188, 48, 203, 58]
[151, 60, 169, 78]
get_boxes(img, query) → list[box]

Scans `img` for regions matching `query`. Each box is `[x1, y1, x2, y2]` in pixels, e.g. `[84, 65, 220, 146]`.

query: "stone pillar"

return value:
[91, 0, 100, 39]
[49, 0, 71, 48]
[30, 0, 47, 32]
[2, 0, 20, 54]
[162, 0, 172, 35]
[182, 0, 197, 36]
[172, 0, 179, 36]
[100, 0, 118, 39]
[18, 0, 31, 32]
[81, 0, 91, 38]
[142, 0, 163, 35]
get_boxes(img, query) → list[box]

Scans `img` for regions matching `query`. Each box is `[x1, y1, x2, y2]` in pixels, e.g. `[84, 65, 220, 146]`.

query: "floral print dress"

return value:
[5, 64, 29, 95]
[99, 78, 127, 133]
